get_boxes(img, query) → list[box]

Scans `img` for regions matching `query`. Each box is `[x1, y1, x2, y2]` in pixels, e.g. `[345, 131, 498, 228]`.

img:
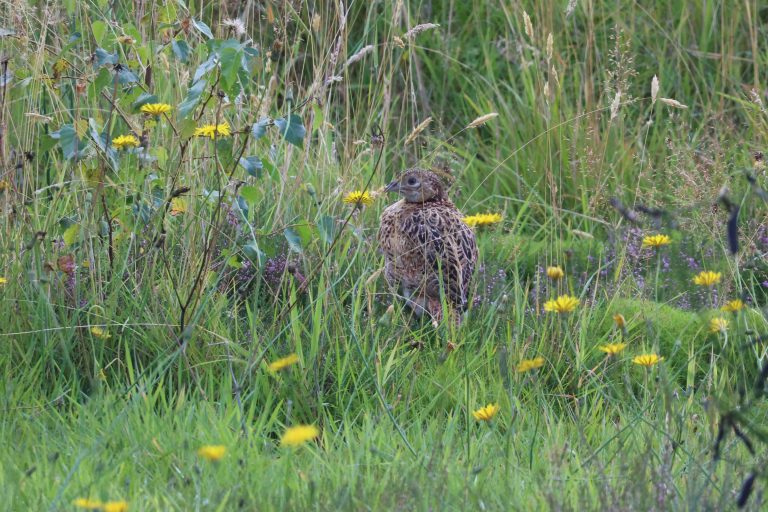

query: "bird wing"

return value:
[401, 206, 478, 309]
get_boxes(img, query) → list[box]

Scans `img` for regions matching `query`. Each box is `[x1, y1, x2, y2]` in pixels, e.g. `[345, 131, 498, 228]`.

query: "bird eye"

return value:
[407, 177, 418, 186]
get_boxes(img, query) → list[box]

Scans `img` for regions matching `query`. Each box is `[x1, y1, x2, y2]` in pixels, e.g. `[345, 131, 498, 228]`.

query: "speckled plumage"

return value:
[378, 169, 478, 321]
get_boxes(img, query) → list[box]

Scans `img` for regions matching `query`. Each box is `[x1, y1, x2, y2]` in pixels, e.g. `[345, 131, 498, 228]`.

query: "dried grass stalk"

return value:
[404, 117, 432, 145]
[345, 45, 374, 67]
[659, 97, 688, 109]
[610, 91, 621, 120]
[405, 23, 440, 39]
[466, 113, 499, 129]
[651, 75, 659, 105]
[523, 11, 534, 39]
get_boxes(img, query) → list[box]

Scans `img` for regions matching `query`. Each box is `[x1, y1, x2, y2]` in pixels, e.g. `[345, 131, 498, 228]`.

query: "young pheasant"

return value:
[378, 168, 478, 323]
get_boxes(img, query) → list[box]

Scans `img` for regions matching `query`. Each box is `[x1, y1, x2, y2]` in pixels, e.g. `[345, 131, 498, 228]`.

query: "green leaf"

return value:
[317, 215, 336, 244]
[116, 67, 139, 84]
[91, 20, 107, 46]
[132, 93, 158, 111]
[50, 124, 82, 161]
[191, 18, 214, 39]
[283, 227, 303, 253]
[239, 185, 260, 205]
[93, 47, 118, 68]
[62, 224, 80, 246]
[238, 156, 263, 177]
[252, 117, 271, 139]
[193, 53, 217, 81]
[243, 240, 264, 266]
[274, 114, 306, 147]
[219, 47, 242, 92]
[171, 39, 189, 63]
[178, 78, 207, 119]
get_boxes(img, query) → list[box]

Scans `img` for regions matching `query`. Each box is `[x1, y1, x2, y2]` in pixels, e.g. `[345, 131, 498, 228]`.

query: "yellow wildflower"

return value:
[112, 134, 140, 150]
[267, 353, 299, 372]
[90, 326, 111, 339]
[195, 123, 232, 139]
[73, 498, 103, 510]
[546, 266, 564, 280]
[516, 356, 545, 373]
[613, 313, 626, 329]
[0, 180, 8, 191]
[709, 317, 728, 334]
[472, 403, 500, 422]
[632, 354, 663, 367]
[642, 234, 671, 248]
[543, 295, 579, 313]
[170, 198, 187, 216]
[281, 425, 320, 447]
[342, 190, 374, 207]
[197, 445, 227, 461]
[693, 271, 721, 287]
[140, 103, 172, 116]
[463, 213, 503, 227]
[721, 299, 745, 313]
[0, 277, 7, 285]
[102, 501, 129, 512]
[598, 343, 627, 355]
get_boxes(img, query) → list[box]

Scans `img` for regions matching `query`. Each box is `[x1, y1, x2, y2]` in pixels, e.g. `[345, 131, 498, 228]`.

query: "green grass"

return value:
[1, 1, 767, 510]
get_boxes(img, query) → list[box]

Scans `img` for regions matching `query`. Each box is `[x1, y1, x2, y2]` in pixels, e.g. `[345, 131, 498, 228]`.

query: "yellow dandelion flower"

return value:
[721, 299, 745, 313]
[463, 213, 503, 227]
[472, 403, 500, 422]
[693, 271, 721, 287]
[112, 134, 140, 150]
[102, 501, 129, 512]
[598, 343, 627, 355]
[195, 123, 232, 139]
[613, 313, 626, 329]
[90, 326, 111, 339]
[546, 266, 564, 280]
[632, 354, 663, 367]
[197, 445, 227, 461]
[516, 356, 545, 373]
[170, 198, 187, 216]
[267, 353, 299, 372]
[342, 190, 374, 206]
[543, 295, 579, 313]
[281, 424, 320, 447]
[140, 103, 172, 116]
[642, 234, 671, 248]
[73, 498, 103, 510]
[709, 317, 729, 334]
[0, 277, 7, 285]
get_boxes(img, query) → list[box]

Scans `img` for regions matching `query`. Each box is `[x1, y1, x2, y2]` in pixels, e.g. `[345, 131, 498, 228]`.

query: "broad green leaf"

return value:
[252, 117, 271, 139]
[243, 240, 264, 266]
[171, 39, 189, 63]
[317, 215, 336, 244]
[238, 156, 263, 177]
[191, 18, 214, 39]
[131, 93, 158, 111]
[274, 114, 306, 147]
[178, 78, 207, 119]
[116, 67, 139, 84]
[93, 47, 118, 68]
[91, 20, 107, 46]
[193, 53, 217, 81]
[62, 224, 80, 245]
[239, 185, 260, 205]
[284, 227, 303, 253]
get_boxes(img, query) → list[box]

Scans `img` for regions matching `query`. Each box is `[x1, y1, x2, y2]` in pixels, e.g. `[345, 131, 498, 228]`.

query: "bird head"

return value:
[385, 168, 447, 203]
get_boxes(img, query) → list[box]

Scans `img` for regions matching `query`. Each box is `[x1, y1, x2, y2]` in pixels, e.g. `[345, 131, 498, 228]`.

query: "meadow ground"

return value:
[1, 1, 768, 510]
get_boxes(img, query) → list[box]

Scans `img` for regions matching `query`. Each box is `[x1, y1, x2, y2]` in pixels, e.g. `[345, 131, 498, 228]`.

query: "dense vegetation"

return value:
[1, 1, 767, 509]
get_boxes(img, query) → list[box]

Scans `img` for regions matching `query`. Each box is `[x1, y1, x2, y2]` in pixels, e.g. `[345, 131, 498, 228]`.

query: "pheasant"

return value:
[378, 168, 478, 323]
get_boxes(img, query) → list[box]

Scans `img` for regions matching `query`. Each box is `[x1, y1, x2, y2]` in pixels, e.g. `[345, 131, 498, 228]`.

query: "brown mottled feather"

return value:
[378, 169, 478, 321]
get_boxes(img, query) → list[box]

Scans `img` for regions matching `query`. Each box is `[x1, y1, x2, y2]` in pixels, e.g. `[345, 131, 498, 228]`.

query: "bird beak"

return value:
[384, 180, 400, 193]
